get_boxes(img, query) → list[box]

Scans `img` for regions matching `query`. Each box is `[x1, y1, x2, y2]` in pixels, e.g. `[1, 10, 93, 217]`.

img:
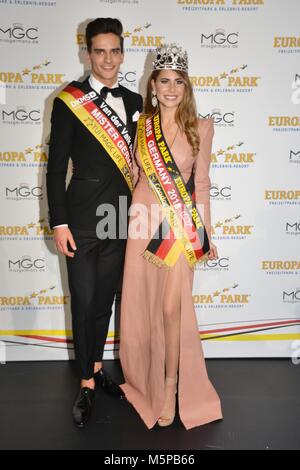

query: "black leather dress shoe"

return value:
[72, 387, 95, 428]
[94, 368, 125, 399]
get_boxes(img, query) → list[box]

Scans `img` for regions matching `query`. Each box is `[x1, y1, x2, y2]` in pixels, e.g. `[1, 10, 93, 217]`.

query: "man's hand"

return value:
[208, 241, 218, 260]
[53, 226, 77, 258]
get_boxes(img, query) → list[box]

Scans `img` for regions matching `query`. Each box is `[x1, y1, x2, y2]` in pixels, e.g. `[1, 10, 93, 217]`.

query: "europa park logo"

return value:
[0, 219, 53, 239]
[274, 36, 300, 54]
[211, 141, 256, 169]
[211, 214, 254, 240]
[177, 0, 264, 12]
[190, 64, 261, 93]
[0, 143, 48, 168]
[193, 282, 251, 310]
[0, 285, 69, 309]
[123, 23, 164, 52]
[0, 60, 65, 90]
[268, 116, 300, 132]
[264, 190, 300, 206]
[261, 260, 300, 276]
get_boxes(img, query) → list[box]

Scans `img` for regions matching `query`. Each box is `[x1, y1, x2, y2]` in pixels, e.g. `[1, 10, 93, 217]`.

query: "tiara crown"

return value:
[152, 43, 188, 73]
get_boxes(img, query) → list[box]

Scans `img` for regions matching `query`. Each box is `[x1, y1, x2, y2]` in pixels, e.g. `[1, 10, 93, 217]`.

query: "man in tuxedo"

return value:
[46, 18, 143, 427]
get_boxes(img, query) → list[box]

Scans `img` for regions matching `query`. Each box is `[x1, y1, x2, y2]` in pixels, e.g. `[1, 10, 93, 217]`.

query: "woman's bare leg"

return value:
[163, 262, 182, 378]
[158, 261, 182, 425]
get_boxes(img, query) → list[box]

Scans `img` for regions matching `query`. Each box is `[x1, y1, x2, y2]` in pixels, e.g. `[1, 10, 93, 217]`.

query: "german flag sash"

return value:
[57, 82, 134, 192]
[138, 112, 210, 269]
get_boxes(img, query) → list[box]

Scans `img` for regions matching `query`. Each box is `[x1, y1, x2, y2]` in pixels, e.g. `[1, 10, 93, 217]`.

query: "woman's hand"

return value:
[208, 241, 218, 260]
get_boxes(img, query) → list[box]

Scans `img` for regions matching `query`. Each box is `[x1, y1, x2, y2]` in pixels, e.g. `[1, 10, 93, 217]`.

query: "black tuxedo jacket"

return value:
[46, 77, 143, 230]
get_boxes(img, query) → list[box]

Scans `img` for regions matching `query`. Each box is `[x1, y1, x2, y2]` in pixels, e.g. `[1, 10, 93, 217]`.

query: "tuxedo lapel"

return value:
[80, 77, 93, 93]
[119, 84, 134, 137]
[76, 79, 136, 138]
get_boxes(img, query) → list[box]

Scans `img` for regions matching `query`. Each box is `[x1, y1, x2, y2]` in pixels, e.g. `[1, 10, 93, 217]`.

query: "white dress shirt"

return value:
[88, 74, 127, 124]
[53, 74, 127, 229]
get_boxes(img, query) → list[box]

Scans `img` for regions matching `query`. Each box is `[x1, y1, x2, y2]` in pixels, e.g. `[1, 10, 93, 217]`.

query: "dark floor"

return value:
[0, 359, 299, 450]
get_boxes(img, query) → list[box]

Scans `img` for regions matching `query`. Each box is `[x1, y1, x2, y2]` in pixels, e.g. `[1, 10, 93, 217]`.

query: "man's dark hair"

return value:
[86, 18, 124, 53]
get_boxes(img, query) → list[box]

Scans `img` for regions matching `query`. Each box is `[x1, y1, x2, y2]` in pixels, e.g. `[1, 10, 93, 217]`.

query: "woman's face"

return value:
[151, 70, 186, 110]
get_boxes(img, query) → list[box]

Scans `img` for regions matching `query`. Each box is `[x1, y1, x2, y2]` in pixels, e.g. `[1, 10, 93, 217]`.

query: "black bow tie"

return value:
[100, 86, 123, 100]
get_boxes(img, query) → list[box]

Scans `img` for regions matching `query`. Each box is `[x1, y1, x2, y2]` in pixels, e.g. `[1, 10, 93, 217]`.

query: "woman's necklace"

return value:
[163, 125, 179, 150]
[170, 126, 179, 149]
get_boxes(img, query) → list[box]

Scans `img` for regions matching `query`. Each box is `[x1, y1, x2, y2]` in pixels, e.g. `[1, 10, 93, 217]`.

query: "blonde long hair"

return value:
[144, 70, 200, 156]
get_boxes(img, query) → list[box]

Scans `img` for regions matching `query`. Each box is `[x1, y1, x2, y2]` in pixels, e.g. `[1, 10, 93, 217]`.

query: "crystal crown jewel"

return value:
[152, 43, 188, 73]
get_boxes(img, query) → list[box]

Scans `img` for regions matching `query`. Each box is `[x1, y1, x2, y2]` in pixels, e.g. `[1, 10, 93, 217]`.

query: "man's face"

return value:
[88, 33, 124, 85]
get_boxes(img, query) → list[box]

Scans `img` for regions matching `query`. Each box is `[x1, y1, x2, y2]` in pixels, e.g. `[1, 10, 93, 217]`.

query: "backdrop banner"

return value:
[0, 0, 299, 361]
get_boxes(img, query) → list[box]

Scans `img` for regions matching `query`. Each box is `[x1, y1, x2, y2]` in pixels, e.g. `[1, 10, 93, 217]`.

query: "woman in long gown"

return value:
[119, 44, 223, 430]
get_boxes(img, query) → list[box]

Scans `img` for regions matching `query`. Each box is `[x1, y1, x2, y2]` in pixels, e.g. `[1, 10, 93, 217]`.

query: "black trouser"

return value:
[66, 228, 126, 380]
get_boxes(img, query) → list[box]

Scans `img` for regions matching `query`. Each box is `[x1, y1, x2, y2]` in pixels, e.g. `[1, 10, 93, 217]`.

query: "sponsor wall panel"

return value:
[0, 0, 299, 360]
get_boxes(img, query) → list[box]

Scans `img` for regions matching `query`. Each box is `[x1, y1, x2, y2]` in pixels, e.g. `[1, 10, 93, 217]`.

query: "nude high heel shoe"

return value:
[158, 375, 178, 427]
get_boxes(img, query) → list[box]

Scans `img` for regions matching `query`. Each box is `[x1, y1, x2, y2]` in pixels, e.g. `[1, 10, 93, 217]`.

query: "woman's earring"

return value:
[151, 91, 158, 108]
